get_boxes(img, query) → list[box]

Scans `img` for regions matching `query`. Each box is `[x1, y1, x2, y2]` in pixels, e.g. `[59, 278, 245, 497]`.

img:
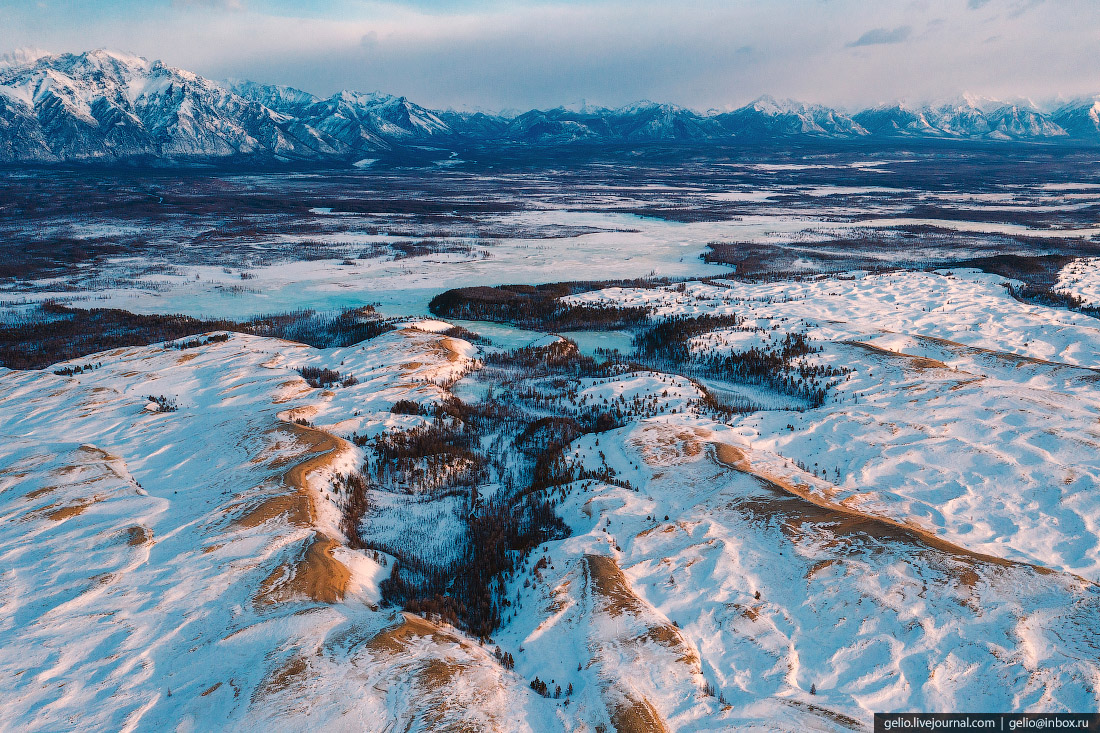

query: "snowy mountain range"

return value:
[3, 49, 1100, 162]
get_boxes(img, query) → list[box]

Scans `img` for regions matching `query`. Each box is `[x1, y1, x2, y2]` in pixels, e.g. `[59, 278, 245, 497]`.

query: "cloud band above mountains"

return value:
[0, 0, 1095, 112]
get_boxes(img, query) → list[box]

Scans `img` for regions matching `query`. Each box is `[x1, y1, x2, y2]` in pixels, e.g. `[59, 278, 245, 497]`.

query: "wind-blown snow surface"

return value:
[1056, 257, 1100, 307]
[506, 417, 1100, 727]
[0, 326, 556, 731]
[3, 275, 1100, 729]
[568, 269, 1100, 580]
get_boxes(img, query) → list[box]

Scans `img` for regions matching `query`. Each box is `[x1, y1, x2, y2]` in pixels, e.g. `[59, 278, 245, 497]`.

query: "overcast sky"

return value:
[1, 0, 1097, 111]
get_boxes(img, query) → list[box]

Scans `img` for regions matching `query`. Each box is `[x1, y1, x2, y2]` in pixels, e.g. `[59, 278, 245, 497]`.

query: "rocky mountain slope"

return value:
[3, 50, 1100, 162]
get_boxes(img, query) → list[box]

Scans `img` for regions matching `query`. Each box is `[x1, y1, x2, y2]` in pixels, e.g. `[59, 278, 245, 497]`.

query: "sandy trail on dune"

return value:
[842, 340, 948, 371]
[709, 442, 1090, 588]
[238, 415, 356, 605]
[256, 532, 349, 605]
[584, 553, 690, 733]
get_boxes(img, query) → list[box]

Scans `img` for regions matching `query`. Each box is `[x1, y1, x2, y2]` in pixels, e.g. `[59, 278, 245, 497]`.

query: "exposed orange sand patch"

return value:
[713, 443, 749, 471]
[272, 379, 310, 404]
[781, 699, 865, 731]
[735, 603, 760, 621]
[256, 533, 350, 605]
[78, 444, 122, 462]
[401, 329, 469, 369]
[586, 554, 644, 618]
[836, 492, 878, 511]
[75, 398, 112, 411]
[545, 578, 573, 615]
[441, 337, 465, 363]
[361, 612, 516, 731]
[610, 693, 670, 733]
[585, 554, 699, 668]
[46, 499, 97, 521]
[235, 419, 350, 528]
[124, 525, 152, 546]
[418, 657, 467, 690]
[393, 656, 486, 731]
[956, 567, 980, 589]
[24, 485, 58, 500]
[236, 417, 355, 609]
[255, 655, 310, 701]
[915, 333, 1097, 372]
[235, 491, 314, 529]
[281, 421, 351, 500]
[710, 443, 1078, 591]
[632, 425, 711, 466]
[845, 340, 947, 371]
[806, 558, 839, 580]
[367, 612, 466, 654]
[279, 405, 319, 424]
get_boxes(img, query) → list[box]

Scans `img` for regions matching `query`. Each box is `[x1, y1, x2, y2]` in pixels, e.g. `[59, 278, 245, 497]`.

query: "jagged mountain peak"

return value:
[23, 48, 163, 82]
[226, 79, 319, 112]
[742, 95, 817, 115]
[3, 48, 1100, 163]
[614, 100, 686, 114]
[557, 99, 610, 114]
[329, 89, 397, 107]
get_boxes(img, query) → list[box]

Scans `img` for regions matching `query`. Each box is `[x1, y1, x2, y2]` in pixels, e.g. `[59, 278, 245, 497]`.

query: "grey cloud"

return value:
[847, 25, 911, 47]
[1008, 0, 1045, 18]
[4, 0, 1099, 112]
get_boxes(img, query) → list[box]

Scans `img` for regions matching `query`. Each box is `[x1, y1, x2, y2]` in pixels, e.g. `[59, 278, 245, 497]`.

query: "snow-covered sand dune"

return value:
[3, 268, 1100, 730]
[1056, 257, 1100, 307]
[0, 327, 554, 731]
[568, 269, 1100, 580]
[503, 417, 1099, 728]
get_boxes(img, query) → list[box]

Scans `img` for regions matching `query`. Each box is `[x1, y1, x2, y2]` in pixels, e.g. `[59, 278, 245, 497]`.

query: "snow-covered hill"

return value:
[4, 49, 1100, 162]
[567, 269, 1100, 579]
[0, 325, 543, 730]
[4, 266, 1100, 729]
